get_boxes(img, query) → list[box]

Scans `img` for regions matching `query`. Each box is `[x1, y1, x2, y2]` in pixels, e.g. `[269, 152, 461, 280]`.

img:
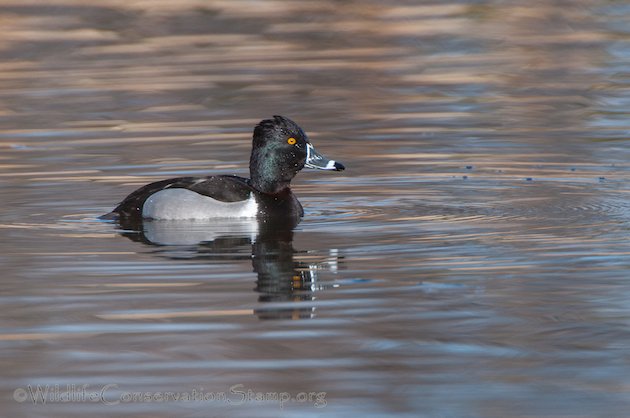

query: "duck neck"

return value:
[250, 174, 291, 195]
[249, 149, 295, 195]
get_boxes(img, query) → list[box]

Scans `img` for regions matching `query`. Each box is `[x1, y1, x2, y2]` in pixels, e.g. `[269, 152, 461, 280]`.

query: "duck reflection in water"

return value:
[106, 116, 345, 319]
[117, 216, 342, 320]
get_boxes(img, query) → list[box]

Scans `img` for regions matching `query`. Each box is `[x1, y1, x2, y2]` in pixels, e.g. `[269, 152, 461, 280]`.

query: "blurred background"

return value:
[1, 1, 629, 417]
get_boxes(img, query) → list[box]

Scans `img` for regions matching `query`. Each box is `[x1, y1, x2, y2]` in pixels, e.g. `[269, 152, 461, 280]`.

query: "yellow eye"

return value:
[287, 137, 297, 145]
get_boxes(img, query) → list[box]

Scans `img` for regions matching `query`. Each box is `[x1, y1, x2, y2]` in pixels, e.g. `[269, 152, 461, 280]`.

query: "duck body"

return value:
[112, 174, 304, 223]
[106, 116, 344, 223]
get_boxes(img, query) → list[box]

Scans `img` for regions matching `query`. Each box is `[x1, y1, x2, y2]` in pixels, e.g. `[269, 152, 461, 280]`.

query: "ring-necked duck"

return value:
[105, 116, 344, 223]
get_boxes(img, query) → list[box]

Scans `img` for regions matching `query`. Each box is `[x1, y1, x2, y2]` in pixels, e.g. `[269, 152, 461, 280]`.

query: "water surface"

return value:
[1, 1, 629, 417]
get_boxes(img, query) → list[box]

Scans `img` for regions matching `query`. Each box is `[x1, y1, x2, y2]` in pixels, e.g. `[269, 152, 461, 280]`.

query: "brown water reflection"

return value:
[1, 0, 629, 417]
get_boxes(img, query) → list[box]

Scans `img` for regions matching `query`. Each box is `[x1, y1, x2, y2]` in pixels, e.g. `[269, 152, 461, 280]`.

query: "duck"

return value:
[104, 115, 345, 224]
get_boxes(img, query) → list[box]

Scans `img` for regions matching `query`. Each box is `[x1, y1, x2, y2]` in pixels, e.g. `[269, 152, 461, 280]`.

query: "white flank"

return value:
[142, 189, 258, 220]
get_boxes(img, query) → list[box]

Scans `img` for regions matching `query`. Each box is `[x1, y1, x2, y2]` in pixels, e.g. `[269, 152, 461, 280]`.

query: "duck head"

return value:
[249, 115, 344, 194]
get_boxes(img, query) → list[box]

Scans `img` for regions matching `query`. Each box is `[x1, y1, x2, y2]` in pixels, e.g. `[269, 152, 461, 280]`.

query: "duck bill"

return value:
[305, 143, 345, 171]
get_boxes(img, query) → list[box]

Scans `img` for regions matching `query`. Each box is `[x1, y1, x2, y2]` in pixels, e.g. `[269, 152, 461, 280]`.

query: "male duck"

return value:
[106, 116, 344, 223]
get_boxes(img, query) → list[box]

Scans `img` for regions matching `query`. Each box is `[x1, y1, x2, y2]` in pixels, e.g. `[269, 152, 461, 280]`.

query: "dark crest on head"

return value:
[253, 115, 307, 145]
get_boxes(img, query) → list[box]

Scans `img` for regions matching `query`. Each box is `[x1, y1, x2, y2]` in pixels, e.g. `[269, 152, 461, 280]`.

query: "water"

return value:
[1, 1, 629, 417]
